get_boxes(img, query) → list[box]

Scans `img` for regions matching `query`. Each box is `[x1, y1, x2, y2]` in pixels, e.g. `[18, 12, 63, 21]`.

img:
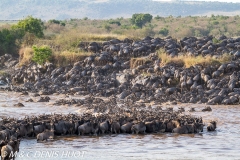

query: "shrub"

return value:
[104, 24, 112, 32]
[48, 19, 66, 26]
[154, 15, 163, 20]
[12, 16, 44, 38]
[159, 28, 169, 36]
[0, 29, 19, 56]
[32, 45, 52, 65]
[108, 20, 121, 26]
[212, 20, 219, 25]
[131, 13, 153, 28]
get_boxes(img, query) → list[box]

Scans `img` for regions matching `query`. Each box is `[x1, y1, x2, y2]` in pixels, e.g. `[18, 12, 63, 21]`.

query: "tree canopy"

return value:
[0, 29, 19, 56]
[131, 13, 153, 28]
[12, 16, 44, 38]
[0, 16, 45, 56]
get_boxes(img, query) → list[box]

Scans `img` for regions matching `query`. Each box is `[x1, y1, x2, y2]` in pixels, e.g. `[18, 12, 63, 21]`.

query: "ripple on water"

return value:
[1, 91, 240, 159]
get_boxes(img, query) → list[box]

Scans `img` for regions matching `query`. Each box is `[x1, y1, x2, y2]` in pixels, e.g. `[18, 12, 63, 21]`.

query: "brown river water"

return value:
[0, 90, 240, 160]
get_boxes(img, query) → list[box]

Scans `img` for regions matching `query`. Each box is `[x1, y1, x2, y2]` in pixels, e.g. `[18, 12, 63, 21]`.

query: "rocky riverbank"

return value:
[1, 35, 240, 105]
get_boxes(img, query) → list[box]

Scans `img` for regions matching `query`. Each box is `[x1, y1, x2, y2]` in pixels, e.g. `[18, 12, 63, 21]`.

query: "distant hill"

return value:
[0, 0, 240, 20]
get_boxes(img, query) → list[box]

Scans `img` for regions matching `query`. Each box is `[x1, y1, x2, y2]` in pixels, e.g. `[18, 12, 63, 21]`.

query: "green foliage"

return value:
[155, 15, 163, 20]
[0, 28, 22, 56]
[212, 20, 219, 25]
[48, 19, 60, 24]
[142, 26, 155, 37]
[159, 28, 169, 36]
[121, 25, 131, 29]
[60, 22, 66, 26]
[104, 24, 112, 32]
[48, 19, 66, 26]
[12, 16, 44, 38]
[131, 13, 153, 28]
[108, 20, 121, 26]
[32, 45, 52, 65]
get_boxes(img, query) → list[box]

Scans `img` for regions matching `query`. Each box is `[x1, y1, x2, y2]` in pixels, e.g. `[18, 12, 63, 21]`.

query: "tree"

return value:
[159, 28, 169, 36]
[0, 29, 19, 56]
[12, 16, 44, 38]
[131, 13, 153, 28]
[48, 19, 66, 26]
[104, 24, 112, 32]
[108, 20, 121, 26]
[32, 45, 52, 65]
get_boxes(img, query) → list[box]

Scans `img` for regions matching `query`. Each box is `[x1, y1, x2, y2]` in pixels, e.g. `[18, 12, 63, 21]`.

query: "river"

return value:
[0, 90, 239, 160]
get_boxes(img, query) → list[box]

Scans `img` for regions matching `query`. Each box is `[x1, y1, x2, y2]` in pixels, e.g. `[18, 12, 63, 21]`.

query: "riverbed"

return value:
[0, 91, 239, 160]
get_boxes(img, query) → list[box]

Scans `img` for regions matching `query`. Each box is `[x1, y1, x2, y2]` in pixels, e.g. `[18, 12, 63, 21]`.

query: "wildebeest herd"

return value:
[0, 34, 237, 159]
[1, 35, 240, 105]
[0, 103, 216, 159]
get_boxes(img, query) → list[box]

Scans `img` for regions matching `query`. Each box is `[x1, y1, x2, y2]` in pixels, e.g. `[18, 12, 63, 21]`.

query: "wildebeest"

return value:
[37, 130, 54, 142]
[131, 122, 146, 134]
[207, 121, 217, 131]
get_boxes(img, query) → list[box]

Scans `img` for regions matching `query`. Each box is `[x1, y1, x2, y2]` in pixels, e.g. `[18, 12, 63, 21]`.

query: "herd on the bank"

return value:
[0, 107, 216, 159]
[1, 35, 240, 105]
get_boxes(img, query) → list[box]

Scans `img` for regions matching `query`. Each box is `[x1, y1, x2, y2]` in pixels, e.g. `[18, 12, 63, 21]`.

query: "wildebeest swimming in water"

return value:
[207, 121, 217, 131]
[37, 129, 54, 142]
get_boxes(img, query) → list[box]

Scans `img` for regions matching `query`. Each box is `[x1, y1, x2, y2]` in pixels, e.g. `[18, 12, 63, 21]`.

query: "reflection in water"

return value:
[0, 91, 240, 159]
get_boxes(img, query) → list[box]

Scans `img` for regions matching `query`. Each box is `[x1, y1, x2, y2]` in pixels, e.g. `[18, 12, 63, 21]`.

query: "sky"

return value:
[154, 0, 240, 2]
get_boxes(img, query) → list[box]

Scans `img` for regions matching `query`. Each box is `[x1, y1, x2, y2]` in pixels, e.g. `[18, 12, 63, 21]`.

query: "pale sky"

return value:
[155, 0, 240, 2]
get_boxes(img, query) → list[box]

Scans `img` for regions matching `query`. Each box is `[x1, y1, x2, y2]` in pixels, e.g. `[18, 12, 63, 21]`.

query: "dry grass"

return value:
[130, 57, 152, 69]
[18, 46, 92, 67]
[18, 47, 34, 65]
[0, 70, 7, 76]
[52, 51, 92, 67]
[141, 72, 152, 77]
[158, 50, 231, 68]
[77, 33, 127, 41]
[37, 29, 129, 53]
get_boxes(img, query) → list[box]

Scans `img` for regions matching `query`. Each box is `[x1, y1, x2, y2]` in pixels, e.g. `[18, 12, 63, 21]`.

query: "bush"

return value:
[48, 19, 66, 26]
[212, 20, 219, 25]
[32, 45, 52, 65]
[131, 13, 153, 28]
[159, 28, 169, 36]
[108, 20, 121, 26]
[0, 29, 19, 56]
[12, 16, 44, 38]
